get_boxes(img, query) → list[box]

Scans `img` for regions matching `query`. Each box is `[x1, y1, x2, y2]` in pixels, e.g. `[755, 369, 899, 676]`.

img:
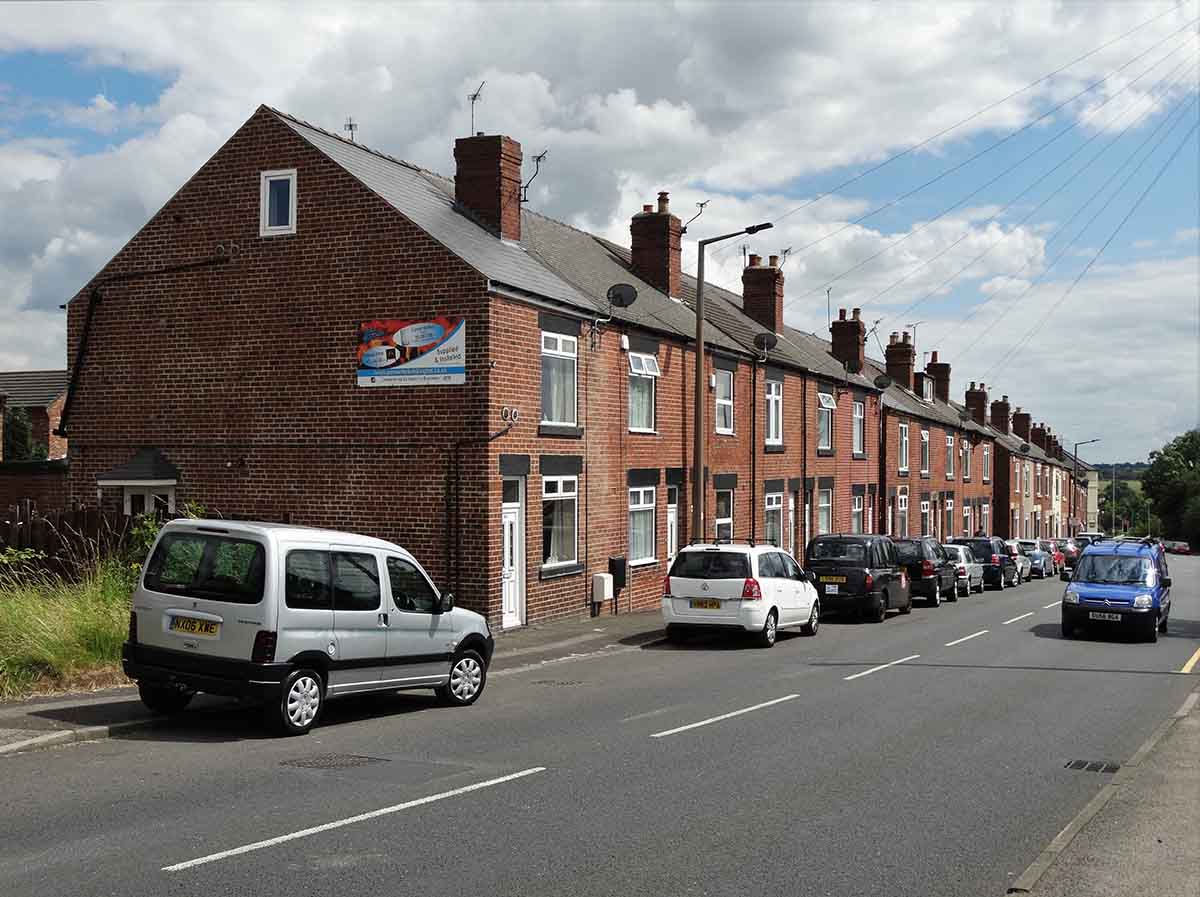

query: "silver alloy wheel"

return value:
[764, 612, 777, 645]
[809, 601, 819, 632]
[450, 656, 483, 701]
[286, 675, 321, 729]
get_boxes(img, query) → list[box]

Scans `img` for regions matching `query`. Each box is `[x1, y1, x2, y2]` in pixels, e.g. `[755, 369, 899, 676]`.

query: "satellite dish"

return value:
[753, 332, 778, 353]
[958, 411, 972, 423]
[873, 374, 893, 390]
[607, 283, 638, 308]
[1021, 442, 1031, 454]
[843, 358, 863, 374]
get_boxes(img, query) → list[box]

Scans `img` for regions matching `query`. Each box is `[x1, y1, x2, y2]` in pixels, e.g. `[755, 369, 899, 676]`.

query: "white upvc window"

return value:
[851, 495, 864, 534]
[118, 483, 176, 516]
[628, 487, 656, 564]
[765, 380, 783, 445]
[666, 486, 679, 562]
[944, 498, 954, 536]
[983, 444, 991, 482]
[963, 504, 971, 536]
[541, 332, 578, 426]
[898, 423, 910, 472]
[945, 435, 955, 478]
[920, 429, 930, 474]
[628, 352, 660, 433]
[853, 400, 865, 454]
[865, 498, 873, 534]
[920, 500, 931, 536]
[1015, 459, 1021, 494]
[817, 488, 832, 535]
[1025, 463, 1032, 497]
[922, 378, 934, 401]
[715, 369, 734, 434]
[259, 169, 297, 236]
[897, 492, 909, 537]
[541, 476, 578, 567]
[715, 489, 734, 541]
[982, 502, 990, 534]
[817, 392, 836, 450]
[764, 492, 784, 547]
[962, 438, 971, 480]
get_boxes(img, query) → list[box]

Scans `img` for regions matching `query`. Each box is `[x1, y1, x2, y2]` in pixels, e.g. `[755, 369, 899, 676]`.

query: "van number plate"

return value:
[170, 616, 220, 637]
[689, 599, 721, 610]
[1088, 612, 1122, 622]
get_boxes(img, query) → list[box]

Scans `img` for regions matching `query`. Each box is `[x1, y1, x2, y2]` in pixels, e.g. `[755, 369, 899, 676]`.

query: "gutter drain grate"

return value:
[282, 754, 389, 770]
[1064, 760, 1120, 773]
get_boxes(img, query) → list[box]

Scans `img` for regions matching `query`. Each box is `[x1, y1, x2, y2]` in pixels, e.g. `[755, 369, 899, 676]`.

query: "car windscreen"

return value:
[1073, 554, 1151, 585]
[144, 532, 266, 604]
[668, 551, 750, 579]
[961, 540, 993, 559]
[807, 539, 867, 562]
[895, 542, 922, 562]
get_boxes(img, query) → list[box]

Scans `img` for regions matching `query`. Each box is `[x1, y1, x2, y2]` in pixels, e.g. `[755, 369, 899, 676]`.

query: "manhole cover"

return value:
[281, 754, 389, 770]
[1064, 759, 1120, 773]
[531, 679, 584, 687]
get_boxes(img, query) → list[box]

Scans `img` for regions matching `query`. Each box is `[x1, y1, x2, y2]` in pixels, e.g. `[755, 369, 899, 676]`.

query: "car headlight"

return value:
[1132, 594, 1153, 609]
[1063, 588, 1079, 605]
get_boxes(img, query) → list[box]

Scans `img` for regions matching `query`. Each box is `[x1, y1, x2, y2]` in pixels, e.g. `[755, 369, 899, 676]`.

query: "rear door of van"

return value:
[136, 525, 273, 662]
[275, 543, 335, 669]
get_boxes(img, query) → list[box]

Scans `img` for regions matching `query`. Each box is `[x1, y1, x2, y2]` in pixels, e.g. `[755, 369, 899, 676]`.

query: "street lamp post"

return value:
[692, 222, 772, 543]
[1070, 438, 1099, 535]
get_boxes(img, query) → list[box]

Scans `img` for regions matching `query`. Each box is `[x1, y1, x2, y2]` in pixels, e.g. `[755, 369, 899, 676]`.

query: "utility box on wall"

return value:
[608, 555, 627, 594]
[591, 573, 613, 607]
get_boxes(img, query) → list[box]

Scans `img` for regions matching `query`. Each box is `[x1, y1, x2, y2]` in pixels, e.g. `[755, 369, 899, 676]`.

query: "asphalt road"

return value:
[2, 556, 1198, 897]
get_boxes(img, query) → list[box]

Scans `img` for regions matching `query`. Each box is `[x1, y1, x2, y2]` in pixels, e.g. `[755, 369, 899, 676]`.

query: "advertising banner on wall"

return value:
[356, 316, 466, 387]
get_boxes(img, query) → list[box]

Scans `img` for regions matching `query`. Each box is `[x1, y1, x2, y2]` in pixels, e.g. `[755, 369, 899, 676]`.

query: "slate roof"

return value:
[96, 448, 181, 483]
[0, 370, 68, 407]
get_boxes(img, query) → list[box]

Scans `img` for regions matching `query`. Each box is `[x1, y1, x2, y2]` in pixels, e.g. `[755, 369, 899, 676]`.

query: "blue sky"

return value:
[0, 1, 1196, 460]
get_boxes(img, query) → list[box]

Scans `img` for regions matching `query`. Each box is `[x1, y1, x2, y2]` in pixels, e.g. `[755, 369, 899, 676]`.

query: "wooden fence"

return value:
[1, 502, 137, 574]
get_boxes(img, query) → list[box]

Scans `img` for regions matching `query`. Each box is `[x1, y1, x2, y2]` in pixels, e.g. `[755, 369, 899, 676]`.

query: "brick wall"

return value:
[0, 460, 70, 510]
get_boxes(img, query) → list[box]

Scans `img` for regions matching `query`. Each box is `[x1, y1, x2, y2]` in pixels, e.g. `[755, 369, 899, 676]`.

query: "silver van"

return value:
[123, 519, 494, 734]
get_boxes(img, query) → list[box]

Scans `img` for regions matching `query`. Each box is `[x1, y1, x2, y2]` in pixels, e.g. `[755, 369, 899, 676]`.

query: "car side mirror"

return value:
[806, 570, 818, 584]
[1059, 571, 1070, 582]
[1162, 577, 1171, 588]
[436, 592, 455, 613]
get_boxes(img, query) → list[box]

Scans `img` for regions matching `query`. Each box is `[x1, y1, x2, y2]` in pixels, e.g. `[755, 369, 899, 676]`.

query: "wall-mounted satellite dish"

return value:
[873, 374, 893, 390]
[607, 283, 638, 308]
[753, 332, 778, 354]
[1020, 442, 1031, 454]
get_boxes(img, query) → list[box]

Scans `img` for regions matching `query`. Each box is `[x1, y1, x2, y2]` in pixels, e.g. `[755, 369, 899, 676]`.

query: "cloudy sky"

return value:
[1, 1, 1197, 461]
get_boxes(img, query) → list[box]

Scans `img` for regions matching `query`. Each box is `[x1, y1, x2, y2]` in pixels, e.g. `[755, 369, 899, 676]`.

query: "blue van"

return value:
[1061, 538, 1171, 642]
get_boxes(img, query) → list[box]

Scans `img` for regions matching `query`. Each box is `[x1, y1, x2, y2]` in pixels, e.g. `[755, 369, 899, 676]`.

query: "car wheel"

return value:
[951, 582, 963, 601]
[436, 648, 488, 705]
[973, 578, 984, 594]
[756, 610, 778, 647]
[928, 586, 941, 608]
[869, 592, 888, 623]
[801, 601, 820, 636]
[1158, 613, 1168, 634]
[1061, 619, 1075, 639]
[275, 668, 324, 736]
[897, 590, 911, 614]
[1142, 617, 1159, 644]
[138, 682, 194, 715]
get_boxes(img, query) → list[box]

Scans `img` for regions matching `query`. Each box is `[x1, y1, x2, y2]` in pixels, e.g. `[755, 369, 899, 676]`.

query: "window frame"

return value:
[898, 423, 910, 472]
[983, 444, 991, 482]
[540, 332, 579, 427]
[627, 352, 659, 433]
[945, 434, 955, 479]
[962, 438, 971, 481]
[628, 486, 657, 565]
[764, 492, 784, 547]
[852, 400, 865, 455]
[714, 369, 735, 435]
[386, 555, 440, 614]
[541, 475, 579, 569]
[817, 488, 833, 535]
[920, 500, 931, 536]
[259, 169, 298, 237]
[817, 392, 836, 451]
[851, 494, 864, 534]
[715, 488, 734, 541]
[665, 486, 679, 562]
[765, 379, 783, 446]
[897, 492, 909, 538]
[922, 378, 933, 401]
[920, 429, 930, 475]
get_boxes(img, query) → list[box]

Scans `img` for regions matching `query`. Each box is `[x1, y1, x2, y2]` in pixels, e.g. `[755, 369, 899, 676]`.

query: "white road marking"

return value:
[649, 694, 799, 738]
[1043, 601, 1060, 609]
[621, 706, 680, 723]
[945, 630, 988, 647]
[1003, 612, 1036, 625]
[843, 654, 921, 681]
[162, 767, 547, 872]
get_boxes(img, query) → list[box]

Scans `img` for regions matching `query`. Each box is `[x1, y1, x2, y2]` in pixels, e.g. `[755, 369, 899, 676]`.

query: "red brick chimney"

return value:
[630, 191, 682, 298]
[1031, 422, 1047, 452]
[830, 307, 865, 372]
[965, 381, 988, 425]
[990, 395, 1011, 434]
[454, 133, 523, 241]
[742, 253, 785, 334]
[885, 331, 915, 391]
[926, 350, 951, 403]
[1012, 407, 1032, 441]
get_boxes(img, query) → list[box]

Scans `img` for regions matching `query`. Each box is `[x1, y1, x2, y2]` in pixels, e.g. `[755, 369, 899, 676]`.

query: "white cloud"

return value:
[1174, 227, 1199, 243]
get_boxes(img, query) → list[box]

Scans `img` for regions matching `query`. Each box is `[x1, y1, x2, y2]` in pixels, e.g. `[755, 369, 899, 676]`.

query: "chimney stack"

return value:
[925, 350, 951, 403]
[885, 331, 915, 391]
[990, 394, 1011, 434]
[630, 191, 682, 298]
[1012, 407, 1032, 441]
[454, 133, 523, 241]
[829, 307, 865, 373]
[742, 252, 785, 334]
[965, 381, 988, 426]
[1031, 422, 1047, 451]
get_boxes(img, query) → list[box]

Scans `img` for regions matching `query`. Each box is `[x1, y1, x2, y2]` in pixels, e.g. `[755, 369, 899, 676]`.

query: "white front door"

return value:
[501, 488, 524, 629]
[666, 488, 678, 563]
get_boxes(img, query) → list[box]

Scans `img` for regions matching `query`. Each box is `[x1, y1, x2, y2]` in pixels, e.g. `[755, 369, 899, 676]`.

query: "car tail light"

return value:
[662, 576, 672, 598]
[128, 611, 137, 644]
[252, 630, 277, 664]
[741, 578, 763, 600]
[921, 559, 935, 578]
[957, 565, 966, 576]
[991, 554, 1001, 565]
[864, 573, 874, 592]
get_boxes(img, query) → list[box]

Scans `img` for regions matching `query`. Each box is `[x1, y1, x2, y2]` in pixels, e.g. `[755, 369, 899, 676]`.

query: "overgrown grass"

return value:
[0, 560, 136, 700]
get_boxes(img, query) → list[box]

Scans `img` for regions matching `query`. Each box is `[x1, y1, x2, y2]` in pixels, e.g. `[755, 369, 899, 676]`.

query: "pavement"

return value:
[0, 558, 1197, 897]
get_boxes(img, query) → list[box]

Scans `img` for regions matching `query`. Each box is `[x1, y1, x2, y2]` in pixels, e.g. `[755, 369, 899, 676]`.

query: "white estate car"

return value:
[662, 543, 820, 647]
[123, 519, 494, 735]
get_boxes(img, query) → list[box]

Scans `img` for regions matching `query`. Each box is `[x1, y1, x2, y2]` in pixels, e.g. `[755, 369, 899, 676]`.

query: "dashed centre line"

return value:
[843, 654, 921, 681]
[945, 630, 989, 647]
[649, 695, 799, 738]
[1043, 601, 1060, 609]
[1003, 612, 1036, 625]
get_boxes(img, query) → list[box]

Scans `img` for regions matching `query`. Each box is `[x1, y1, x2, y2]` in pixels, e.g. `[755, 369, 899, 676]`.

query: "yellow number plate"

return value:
[819, 576, 847, 584]
[689, 599, 722, 610]
[170, 616, 220, 637]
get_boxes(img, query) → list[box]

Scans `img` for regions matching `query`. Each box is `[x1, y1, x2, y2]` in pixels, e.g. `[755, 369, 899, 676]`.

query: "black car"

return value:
[949, 536, 1015, 590]
[893, 536, 957, 606]
[805, 534, 912, 623]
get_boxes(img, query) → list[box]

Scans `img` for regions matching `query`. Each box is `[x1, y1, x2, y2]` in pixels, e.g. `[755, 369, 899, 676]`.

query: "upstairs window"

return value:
[853, 400, 865, 454]
[817, 392, 836, 450]
[259, 169, 297, 236]
[628, 352, 660, 432]
[898, 423, 910, 472]
[945, 435, 955, 478]
[765, 380, 783, 445]
[920, 429, 930, 474]
[541, 333, 578, 426]
[922, 378, 933, 402]
[715, 369, 735, 434]
[962, 439, 971, 480]
[983, 444, 991, 481]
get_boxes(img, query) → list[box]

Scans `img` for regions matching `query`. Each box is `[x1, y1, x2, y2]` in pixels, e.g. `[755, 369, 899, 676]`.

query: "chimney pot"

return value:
[748, 253, 761, 267]
[1002, 395, 1008, 401]
[930, 350, 939, 363]
[851, 307, 861, 320]
[838, 308, 847, 321]
[657, 191, 669, 214]
[902, 331, 911, 344]
[642, 204, 652, 213]
[969, 381, 976, 389]
[889, 332, 899, 344]
[768, 254, 779, 267]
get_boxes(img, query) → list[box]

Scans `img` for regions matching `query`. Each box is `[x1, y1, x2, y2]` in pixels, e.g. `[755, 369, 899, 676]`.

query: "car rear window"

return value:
[964, 540, 993, 559]
[895, 541, 921, 562]
[669, 551, 751, 579]
[808, 539, 867, 562]
[144, 532, 266, 605]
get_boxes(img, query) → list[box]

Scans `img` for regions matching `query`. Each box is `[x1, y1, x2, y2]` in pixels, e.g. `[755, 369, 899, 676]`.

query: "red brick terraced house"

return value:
[0, 370, 69, 460]
[58, 105, 883, 629]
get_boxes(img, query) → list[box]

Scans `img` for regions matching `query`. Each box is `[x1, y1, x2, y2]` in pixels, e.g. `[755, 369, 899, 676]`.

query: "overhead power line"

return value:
[710, 4, 1191, 261]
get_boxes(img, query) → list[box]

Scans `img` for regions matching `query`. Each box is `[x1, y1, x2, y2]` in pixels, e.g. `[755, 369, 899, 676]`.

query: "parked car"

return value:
[1056, 538, 1081, 568]
[948, 536, 1016, 590]
[1040, 539, 1064, 573]
[1019, 539, 1054, 578]
[1061, 538, 1172, 641]
[943, 543, 984, 597]
[805, 534, 911, 622]
[1077, 530, 1107, 544]
[123, 520, 494, 735]
[1164, 540, 1192, 555]
[893, 536, 958, 605]
[1004, 540, 1031, 584]
[663, 543, 819, 647]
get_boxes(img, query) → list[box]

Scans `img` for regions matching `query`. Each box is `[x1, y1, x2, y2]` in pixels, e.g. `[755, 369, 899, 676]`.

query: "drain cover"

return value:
[282, 754, 389, 770]
[1064, 759, 1120, 773]
[531, 679, 584, 687]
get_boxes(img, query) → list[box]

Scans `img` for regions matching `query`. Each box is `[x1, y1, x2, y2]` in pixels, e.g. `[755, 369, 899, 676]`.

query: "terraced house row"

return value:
[45, 107, 1095, 630]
